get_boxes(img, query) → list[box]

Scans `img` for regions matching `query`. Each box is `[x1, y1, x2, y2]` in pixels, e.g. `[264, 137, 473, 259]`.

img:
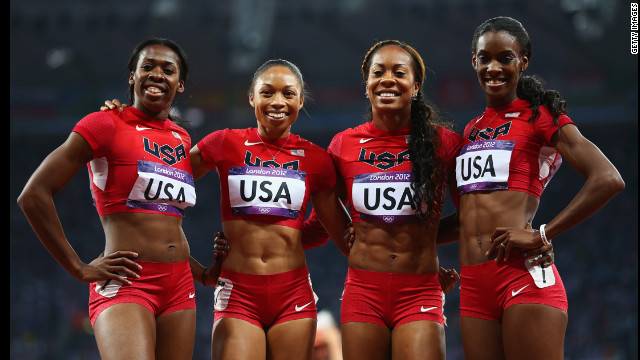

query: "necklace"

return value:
[477, 107, 516, 134]
[477, 99, 520, 133]
[477, 112, 501, 133]
[256, 131, 290, 161]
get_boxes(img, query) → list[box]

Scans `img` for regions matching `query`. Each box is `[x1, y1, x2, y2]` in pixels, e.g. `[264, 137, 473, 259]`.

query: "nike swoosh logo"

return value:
[136, 125, 152, 131]
[511, 284, 530, 297]
[359, 138, 374, 143]
[295, 301, 313, 311]
[245, 140, 263, 146]
[189, 293, 195, 299]
[420, 306, 438, 312]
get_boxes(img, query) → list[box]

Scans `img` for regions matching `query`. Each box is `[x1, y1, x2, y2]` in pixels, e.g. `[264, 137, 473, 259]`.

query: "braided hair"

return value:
[361, 40, 446, 221]
[471, 16, 567, 125]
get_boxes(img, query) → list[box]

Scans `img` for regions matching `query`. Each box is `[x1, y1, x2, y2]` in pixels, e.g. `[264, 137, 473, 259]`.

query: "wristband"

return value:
[539, 224, 551, 245]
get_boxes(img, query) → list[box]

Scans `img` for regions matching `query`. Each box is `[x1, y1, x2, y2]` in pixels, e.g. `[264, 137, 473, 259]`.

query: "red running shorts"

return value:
[88, 260, 196, 326]
[213, 265, 317, 329]
[459, 251, 568, 322]
[340, 268, 445, 328]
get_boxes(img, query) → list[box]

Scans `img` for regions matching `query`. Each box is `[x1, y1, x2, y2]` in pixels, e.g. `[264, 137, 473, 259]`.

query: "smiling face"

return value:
[472, 31, 528, 108]
[129, 44, 184, 119]
[365, 45, 420, 125]
[249, 65, 304, 139]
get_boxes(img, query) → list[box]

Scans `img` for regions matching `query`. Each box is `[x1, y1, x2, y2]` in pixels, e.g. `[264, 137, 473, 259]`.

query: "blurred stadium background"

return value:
[10, 0, 637, 359]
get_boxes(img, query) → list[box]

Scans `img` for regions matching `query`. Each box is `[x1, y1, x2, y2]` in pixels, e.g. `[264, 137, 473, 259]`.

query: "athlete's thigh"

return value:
[155, 308, 196, 360]
[266, 318, 316, 360]
[93, 303, 157, 360]
[460, 316, 505, 360]
[392, 320, 445, 360]
[502, 303, 567, 360]
[341, 322, 391, 360]
[211, 317, 267, 360]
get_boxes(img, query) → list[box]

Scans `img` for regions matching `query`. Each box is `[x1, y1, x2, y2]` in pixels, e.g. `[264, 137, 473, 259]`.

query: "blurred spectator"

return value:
[314, 309, 343, 360]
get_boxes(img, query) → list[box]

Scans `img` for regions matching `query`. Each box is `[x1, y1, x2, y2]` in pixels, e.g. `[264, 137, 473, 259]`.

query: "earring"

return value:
[365, 92, 369, 98]
[411, 93, 418, 101]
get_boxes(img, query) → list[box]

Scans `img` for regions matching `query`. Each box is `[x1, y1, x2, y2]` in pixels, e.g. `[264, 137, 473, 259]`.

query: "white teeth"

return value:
[378, 93, 398, 97]
[486, 79, 505, 85]
[146, 87, 163, 94]
[267, 112, 286, 118]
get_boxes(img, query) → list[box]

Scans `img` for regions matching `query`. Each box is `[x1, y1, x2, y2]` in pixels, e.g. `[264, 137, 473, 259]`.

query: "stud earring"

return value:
[411, 93, 418, 101]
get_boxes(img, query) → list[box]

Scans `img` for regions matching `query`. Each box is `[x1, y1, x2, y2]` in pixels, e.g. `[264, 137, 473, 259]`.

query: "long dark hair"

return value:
[127, 37, 190, 125]
[471, 16, 567, 124]
[361, 40, 445, 221]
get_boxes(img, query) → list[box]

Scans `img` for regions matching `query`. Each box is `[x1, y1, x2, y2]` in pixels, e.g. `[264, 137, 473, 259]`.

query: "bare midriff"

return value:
[458, 190, 540, 265]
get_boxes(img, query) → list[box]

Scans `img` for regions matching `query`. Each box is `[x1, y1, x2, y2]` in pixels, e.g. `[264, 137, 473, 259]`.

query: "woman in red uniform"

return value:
[280, 40, 462, 360]
[327, 40, 461, 360]
[453, 17, 625, 360]
[295, 39, 556, 360]
[18, 38, 198, 359]
[101, 59, 351, 359]
[190, 59, 351, 360]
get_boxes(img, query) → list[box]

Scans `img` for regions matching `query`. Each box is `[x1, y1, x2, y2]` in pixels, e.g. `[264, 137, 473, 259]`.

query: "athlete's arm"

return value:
[189, 255, 221, 287]
[543, 124, 625, 239]
[189, 145, 211, 180]
[17, 132, 140, 285]
[302, 170, 353, 250]
[436, 211, 460, 245]
[436, 173, 461, 245]
[301, 210, 331, 250]
[438, 267, 460, 294]
[488, 124, 624, 252]
[310, 185, 351, 257]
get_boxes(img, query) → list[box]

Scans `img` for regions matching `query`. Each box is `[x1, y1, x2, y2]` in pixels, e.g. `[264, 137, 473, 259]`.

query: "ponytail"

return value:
[516, 75, 567, 125]
[361, 40, 451, 221]
[408, 93, 444, 221]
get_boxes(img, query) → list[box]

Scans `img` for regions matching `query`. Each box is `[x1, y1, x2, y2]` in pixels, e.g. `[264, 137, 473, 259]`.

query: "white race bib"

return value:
[524, 260, 556, 288]
[214, 277, 233, 311]
[127, 160, 196, 216]
[351, 171, 422, 223]
[228, 166, 306, 218]
[456, 140, 515, 194]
